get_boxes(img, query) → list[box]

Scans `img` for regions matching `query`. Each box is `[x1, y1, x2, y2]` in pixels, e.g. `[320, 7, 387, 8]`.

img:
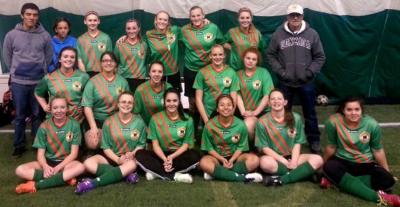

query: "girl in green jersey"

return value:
[15, 95, 84, 194]
[323, 97, 399, 206]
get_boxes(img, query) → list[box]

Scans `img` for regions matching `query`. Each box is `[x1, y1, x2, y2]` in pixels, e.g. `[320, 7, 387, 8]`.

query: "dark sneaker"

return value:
[12, 147, 27, 157]
[310, 142, 321, 154]
[125, 172, 139, 184]
[75, 179, 95, 194]
[263, 175, 282, 187]
[378, 190, 400, 206]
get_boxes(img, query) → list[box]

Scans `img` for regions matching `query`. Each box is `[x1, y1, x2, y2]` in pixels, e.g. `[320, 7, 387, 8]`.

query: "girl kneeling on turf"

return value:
[75, 92, 146, 194]
[135, 88, 200, 183]
[15, 95, 84, 194]
[323, 97, 400, 206]
[256, 89, 323, 186]
[199, 95, 262, 182]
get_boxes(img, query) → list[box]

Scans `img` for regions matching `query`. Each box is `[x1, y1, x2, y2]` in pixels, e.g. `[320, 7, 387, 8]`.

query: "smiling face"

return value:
[118, 93, 134, 114]
[343, 101, 362, 125]
[243, 51, 258, 69]
[210, 46, 225, 67]
[59, 49, 76, 70]
[21, 9, 39, 30]
[155, 11, 169, 31]
[238, 11, 252, 29]
[84, 14, 100, 31]
[55, 21, 69, 39]
[217, 96, 234, 118]
[101, 54, 117, 73]
[50, 98, 68, 120]
[149, 63, 163, 84]
[269, 90, 287, 112]
[126, 21, 140, 40]
[190, 8, 205, 28]
[164, 92, 179, 114]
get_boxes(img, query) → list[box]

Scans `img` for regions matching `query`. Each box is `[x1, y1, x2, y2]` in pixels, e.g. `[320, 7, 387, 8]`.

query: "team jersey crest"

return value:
[98, 42, 107, 52]
[204, 32, 214, 42]
[72, 81, 82, 91]
[66, 131, 73, 142]
[116, 87, 124, 95]
[359, 131, 370, 143]
[287, 128, 297, 138]
[131, 129, 140, 140]
[252, 80, 261, 90]
[166, 32, 176, 44]
[231, 134, 240, 143]
[223, 77, 232, 87]
[177, 127, 186, 138]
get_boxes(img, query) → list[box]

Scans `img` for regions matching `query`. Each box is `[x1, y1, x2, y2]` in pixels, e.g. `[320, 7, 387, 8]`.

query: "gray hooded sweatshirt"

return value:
[267, 20, 325, 87]
[2, 22, 52, 85]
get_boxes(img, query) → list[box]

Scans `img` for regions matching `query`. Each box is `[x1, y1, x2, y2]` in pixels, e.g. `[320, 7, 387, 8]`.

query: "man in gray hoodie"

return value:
[2, 3, 53, 156]
[267, 4, 325, 153]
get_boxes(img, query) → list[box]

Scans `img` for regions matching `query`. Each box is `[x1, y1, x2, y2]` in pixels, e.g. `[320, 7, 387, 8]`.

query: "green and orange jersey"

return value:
[193, 65, 240, 116]
[325, 114, 382, 163]
[201, 116, 249, 157]
[81, 73, 129, 122]
[77, 31, 112, 72]
[35, 69, 90, 121]
[255, 112, 306, 156]
[237, 67, 274, 111]
[145, 26, 180, 76]
[180, 23, 225, 72]
[225, 26, 265, 71]
[133, 81, 172, 124]
[114, 39, 147, 79]
[148, 111, 194, 152]
[101, 113, 147, 156]
[33, 117, 81, 161]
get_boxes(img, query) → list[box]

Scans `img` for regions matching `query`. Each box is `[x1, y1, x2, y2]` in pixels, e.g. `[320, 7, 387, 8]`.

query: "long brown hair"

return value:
[269, 89, 295, 129]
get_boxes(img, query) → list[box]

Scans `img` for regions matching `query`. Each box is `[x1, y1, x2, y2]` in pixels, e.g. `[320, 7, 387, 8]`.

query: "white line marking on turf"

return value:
[210, 182, 238, 207]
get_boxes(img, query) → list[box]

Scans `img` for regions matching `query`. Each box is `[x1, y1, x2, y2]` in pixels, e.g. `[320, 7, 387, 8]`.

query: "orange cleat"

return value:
[66, 178, 77, 186]
[15, 181, 36, 194]
[378, 190, 400, 206]
[320, 177, 332, 189]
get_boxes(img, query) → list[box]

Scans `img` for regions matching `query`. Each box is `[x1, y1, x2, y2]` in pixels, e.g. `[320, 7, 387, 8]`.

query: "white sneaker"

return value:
[145, 172, 156, 181]
[174, 173, 193, 184]
[245, 172, 263, 183]
[203, 172, 213, 181]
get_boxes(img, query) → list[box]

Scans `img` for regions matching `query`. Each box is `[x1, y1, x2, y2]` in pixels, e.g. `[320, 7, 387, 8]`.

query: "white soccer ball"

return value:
[316, 95, 329, 106]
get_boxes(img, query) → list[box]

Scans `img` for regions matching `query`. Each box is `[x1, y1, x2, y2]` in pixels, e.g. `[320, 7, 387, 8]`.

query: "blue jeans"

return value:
[11, 82, 41, 149]
[279, 83, 320, 144]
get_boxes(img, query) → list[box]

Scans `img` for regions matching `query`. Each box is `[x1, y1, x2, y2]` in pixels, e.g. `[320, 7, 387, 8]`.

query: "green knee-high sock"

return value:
[339, 173, 379, 202]
[277, 162, 289, 175]
[281, 162, 314, 184]
[33, 170, 44, 181]
[93, 166, 123, 187]
[35, 172, 65, 190]
[231, 161, 248, 174]
[212, 166, 246, 182]
[96, 164, 114, 176]
[357, 175, 372, 188]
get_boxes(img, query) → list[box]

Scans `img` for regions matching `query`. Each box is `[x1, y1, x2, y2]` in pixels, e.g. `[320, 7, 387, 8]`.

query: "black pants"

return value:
[164, 72, 182, 93]
[323, 156, 395, 191]
[183, 69, 197, 98]
[126, 78, 146, 93]
[86, 71, 99, 78]
[135, 149, 200, 180]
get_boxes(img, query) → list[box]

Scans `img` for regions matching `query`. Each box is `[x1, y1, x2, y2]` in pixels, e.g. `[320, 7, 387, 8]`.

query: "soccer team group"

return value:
[3, 2, 399, 206]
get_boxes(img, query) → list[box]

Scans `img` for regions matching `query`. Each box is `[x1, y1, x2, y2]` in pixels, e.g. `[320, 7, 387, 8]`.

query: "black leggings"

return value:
[135, 149, 200, 180]
[323, 156, 395, 191]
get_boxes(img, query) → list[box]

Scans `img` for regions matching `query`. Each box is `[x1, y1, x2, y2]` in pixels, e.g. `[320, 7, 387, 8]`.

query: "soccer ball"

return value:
[316, 95, 329, 106]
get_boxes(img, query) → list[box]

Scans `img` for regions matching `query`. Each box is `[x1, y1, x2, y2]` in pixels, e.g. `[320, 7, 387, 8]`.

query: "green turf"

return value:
[1, 105, 399, 207]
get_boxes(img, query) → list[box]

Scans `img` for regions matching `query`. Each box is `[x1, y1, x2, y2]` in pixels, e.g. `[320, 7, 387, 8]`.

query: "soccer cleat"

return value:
[203, 172, 213, 181]
[66, 178, 77, 186]
[174, 173, 193, 184]
[15, 181, 36, 194]
[125, 172, 139, 184]
[245, 173, 263, 183]
[378, 190, 400, 206]
[263, 175, 283, 187]
[320, 177, 332, 189]
[75, 179, 95, 194]
[145, 172, 156, 181]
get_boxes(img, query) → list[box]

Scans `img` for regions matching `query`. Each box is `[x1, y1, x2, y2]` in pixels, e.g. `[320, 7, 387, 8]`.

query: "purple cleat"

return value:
[125, 172, 139, 184]
[75, 178, 95, 194]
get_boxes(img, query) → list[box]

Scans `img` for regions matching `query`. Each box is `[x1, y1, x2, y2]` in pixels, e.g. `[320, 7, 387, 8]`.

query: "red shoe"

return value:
[66, 178, 77, 186]
[320, 177, 332, 189]
[15, 181, 36, 194]
[378, 190, 400, 206]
